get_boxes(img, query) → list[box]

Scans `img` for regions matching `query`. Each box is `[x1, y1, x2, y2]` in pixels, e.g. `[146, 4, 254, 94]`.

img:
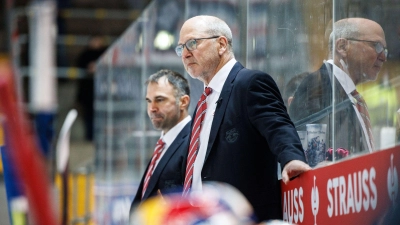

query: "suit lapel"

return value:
[133, 161, 150, 203]
[142, 122, 190, 199]
[204, 62, 244, 161]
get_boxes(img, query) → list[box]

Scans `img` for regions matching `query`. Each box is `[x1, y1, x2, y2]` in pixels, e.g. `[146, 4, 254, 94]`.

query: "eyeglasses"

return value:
[346, 38, 388, 57]
[175, 36, 220, 57]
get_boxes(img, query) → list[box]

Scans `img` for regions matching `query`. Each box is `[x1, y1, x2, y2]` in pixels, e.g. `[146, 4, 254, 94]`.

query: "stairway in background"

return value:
[6, 0, 151, 140]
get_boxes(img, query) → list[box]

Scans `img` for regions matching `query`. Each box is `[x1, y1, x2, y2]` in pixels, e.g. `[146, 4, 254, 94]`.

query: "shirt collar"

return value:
[161, 115, 191, 146]
[326, 59, 356, 94]
[207, 58, 237, 93]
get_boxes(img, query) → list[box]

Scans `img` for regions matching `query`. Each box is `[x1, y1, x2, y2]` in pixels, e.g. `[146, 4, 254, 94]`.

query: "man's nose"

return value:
[149, 102, 157, 111]
[378, 50, 387, 62]
[182, 45, 192, 58]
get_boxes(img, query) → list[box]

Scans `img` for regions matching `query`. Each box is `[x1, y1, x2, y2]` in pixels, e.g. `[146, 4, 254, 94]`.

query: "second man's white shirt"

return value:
[155, 115, 191, 169]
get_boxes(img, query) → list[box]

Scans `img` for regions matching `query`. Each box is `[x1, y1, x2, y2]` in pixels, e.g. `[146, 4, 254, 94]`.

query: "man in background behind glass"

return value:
[76, 36, 108, 141]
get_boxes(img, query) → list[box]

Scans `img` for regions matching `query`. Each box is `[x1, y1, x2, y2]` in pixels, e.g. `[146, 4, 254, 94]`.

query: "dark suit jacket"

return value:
[288, 63, 368, 158]
[130, 122, 190, 212]
[199, 62, 307, 222]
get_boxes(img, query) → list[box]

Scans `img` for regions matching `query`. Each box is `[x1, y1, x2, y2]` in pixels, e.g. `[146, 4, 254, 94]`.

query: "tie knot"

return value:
[156, 139, 165, 147]
[351, 90, 364, 102]
[351, 89, 359, 96]
[204, 87, 212, 96]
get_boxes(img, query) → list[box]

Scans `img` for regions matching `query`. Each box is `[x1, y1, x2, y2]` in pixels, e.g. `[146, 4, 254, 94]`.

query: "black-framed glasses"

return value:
[175, 36, 220, 57]
[346, 38, 388, 57]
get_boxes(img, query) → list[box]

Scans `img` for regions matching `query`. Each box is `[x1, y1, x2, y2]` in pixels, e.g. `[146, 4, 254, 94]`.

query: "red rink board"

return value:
[281, 146, 399, 224]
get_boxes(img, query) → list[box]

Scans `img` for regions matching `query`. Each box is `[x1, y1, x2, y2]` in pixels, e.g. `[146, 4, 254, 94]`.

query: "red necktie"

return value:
[142, 139, 165, 199]
[351, 90, 375, 151]
[183, 87, 212, 195]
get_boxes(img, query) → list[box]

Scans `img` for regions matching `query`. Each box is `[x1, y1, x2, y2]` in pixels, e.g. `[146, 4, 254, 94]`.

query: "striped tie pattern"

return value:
[351, 90, 375, 151]
[183, 87, 212, 195]
[142, 139, 165, 199]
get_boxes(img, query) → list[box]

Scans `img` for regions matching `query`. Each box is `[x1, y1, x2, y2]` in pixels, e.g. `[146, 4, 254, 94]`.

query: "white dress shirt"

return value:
[191, 58, 237, 192]
[326, 60, 373, 152]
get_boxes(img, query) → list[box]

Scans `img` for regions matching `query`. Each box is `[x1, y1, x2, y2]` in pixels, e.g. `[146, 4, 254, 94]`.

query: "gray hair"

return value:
[328, 19, 360, 52]
[200, 16, 233, 51]
[146, 69, 190, 106]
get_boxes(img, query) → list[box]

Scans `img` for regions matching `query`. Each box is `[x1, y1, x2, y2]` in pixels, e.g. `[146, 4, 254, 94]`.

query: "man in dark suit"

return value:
[130, 69, 191, 209]
[176, 15, 310, 222]
[289, 18, 387, 159]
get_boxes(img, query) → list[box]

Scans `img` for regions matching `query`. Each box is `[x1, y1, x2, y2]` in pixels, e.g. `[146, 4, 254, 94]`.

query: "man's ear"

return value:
[217, 36, 228, 55]
[180, 95, 190, 110]
[335, 38, 348, 58]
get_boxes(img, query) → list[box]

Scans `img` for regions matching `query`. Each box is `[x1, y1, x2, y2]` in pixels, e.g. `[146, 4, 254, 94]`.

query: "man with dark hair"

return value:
[130, 69, 191, 208]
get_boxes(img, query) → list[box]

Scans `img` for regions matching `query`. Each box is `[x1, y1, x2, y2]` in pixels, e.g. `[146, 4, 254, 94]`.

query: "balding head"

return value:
[183, 15, 233, 52]
[178, 15, 235, 85]
[329, 18, 386, 85]
[329, 18, 385, 53]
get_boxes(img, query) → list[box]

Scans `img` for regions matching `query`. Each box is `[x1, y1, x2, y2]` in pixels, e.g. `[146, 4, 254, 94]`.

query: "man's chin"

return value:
[187, 70, 198, 79]
[362, 72, 378, 82]
[151, 122, 162, 130]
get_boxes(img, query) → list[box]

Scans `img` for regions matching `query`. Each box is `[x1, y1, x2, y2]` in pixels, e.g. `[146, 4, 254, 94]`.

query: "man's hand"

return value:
[282, 160, 311, 184]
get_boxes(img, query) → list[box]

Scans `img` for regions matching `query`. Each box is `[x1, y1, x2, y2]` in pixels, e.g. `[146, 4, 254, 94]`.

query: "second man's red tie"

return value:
[142, 138, 165, 199]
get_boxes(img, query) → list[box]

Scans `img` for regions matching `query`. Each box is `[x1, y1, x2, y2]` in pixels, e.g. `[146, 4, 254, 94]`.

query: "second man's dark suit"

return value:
[198, 62, 307, 222]
[130, 122, 190, 210]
